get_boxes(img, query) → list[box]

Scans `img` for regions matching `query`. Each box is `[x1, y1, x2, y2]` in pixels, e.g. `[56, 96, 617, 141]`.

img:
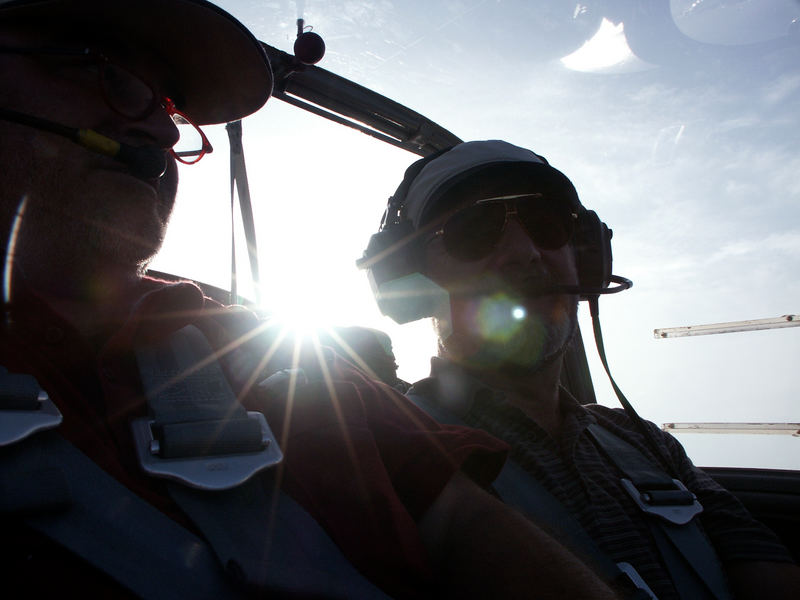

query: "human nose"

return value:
[492, 216, 542, 272]
[124, 102, 180, 150]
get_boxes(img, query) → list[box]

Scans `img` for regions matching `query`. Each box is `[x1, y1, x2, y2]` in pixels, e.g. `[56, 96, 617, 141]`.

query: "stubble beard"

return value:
[2, 141, 174, 288]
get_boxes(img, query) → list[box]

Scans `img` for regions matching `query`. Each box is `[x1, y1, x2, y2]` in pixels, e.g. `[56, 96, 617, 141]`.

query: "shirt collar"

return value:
[407, 356, 491, 419]
[415, 356, 597, 426]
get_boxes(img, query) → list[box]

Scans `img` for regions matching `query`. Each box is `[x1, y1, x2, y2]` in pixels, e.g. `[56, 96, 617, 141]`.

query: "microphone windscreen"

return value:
[117, 145, 167, 179]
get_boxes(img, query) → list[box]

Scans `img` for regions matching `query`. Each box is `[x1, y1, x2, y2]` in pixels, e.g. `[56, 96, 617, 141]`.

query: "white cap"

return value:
[403, 140, 547, 228]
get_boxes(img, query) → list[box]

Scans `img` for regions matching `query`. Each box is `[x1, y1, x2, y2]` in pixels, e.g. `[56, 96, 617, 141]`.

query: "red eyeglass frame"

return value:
[162, 97, 213, 164]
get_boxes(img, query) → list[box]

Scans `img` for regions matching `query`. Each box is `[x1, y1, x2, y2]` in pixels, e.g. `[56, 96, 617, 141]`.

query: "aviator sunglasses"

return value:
[430, 193, 578, 261]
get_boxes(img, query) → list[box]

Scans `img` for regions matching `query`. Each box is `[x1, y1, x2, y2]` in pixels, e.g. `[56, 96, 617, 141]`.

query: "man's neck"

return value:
[13, 258, 144, 336]
[449, 354, 565, 440]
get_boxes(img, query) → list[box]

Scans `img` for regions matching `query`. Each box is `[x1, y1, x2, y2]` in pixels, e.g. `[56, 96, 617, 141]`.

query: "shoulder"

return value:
[582, 403, 696, 477]
[583, 403, 667, 445]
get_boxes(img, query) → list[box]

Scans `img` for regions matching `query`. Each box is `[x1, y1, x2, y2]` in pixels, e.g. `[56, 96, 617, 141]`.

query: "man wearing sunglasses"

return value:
[360, 140, 799, 599]
[0, 2, 635, 599]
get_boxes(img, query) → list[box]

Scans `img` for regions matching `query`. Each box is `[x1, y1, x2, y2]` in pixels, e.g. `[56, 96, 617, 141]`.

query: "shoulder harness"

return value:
[407, 383, 732, 600]
[0, 325, 390, 599]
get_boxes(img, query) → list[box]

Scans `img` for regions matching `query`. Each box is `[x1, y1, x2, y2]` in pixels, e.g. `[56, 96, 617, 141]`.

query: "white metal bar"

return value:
[654, 314, 799, 339]
[662, 423, 800, 436]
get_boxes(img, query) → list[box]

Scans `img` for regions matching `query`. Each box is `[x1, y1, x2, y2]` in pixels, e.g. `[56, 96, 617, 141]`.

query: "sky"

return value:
[151, 0, 800, 469]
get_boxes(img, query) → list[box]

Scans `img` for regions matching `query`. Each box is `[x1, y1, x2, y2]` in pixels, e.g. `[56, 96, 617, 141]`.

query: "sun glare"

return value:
[261, 291, 336, 336]
[561, 17, 652, 73]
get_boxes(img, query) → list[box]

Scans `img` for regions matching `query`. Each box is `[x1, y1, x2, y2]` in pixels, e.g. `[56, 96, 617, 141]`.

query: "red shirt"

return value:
[1, 278, 508, 597]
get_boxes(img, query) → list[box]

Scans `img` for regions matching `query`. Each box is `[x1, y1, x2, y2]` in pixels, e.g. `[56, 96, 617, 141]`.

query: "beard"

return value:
[2, 137, 177, 283]
[435, 271, 579, 376]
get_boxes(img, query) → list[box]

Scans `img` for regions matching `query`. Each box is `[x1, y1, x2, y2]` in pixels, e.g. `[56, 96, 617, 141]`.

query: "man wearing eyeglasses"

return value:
[359, 140, 800, 600]
[0, 2, 635, 599]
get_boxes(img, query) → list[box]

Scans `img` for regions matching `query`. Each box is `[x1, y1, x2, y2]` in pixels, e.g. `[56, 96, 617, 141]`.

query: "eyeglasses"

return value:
[430, 193, 578, 261]
[162, 97, 213, 164]
[0, 45, 212, 164]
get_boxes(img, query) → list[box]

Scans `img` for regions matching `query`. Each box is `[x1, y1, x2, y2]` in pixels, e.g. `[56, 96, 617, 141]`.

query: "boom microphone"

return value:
[0, 107, 167, 179]
[553, 274, 633, 297]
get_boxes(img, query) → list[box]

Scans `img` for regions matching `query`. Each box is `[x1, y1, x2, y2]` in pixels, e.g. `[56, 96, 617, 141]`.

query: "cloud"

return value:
[763, 73, 800, 105]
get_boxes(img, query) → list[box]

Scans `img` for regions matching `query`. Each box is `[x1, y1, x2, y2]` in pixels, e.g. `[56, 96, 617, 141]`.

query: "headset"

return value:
[357, 147, 632, 323]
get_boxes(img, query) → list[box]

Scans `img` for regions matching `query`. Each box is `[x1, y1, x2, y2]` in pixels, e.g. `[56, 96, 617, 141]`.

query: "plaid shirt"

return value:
[410, 357, 794, 600]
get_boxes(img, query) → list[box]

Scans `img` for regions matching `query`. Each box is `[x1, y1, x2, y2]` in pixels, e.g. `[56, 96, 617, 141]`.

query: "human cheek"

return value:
[544, 246, 579, 286]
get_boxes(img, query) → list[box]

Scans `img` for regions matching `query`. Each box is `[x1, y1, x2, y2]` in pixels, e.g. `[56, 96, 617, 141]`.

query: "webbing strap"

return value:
[586, 424, 675, 488]
[587, 425, 732, 600]
[168, 477, 391, 599]
[136, 325, 390, 598]
[648, 520, 731, 600]
[133, 324, 282, 490]
[135, 324, 246, 425]
[0, 431, 244, 600]
[406, 391, 649, 598]
[407, 391, 610, 560]
[585, 299, 733, 598]
[493, 459, 627, 579]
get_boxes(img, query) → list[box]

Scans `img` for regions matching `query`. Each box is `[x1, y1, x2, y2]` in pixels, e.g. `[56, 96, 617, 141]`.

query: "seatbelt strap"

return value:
[134, 325, 390, 599]
[133, 324, 282, 490]
[408, 390, 616, 561]
[407, 390, 653, 599]
[494, 459, 644, 587]
[587, 424, 732, 600]
[586, 297, 733, 599]
[168, 476, 390, 599]
[226, 119, 261, 305]
[0, 431, 245, 600]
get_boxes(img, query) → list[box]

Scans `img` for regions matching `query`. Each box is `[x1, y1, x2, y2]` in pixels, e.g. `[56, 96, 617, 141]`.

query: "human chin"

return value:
[468, 296, 577, 372]
[77, 191, 169, 266]
[444, 294, 539, 366]
[87, 159, 176, 261]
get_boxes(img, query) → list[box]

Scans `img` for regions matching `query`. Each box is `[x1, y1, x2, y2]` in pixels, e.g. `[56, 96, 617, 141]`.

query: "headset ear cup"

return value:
[361, 221, 419, 282]
[573, 209, 613, 295]
[356, 147, 458, 323]
[359, 223, 450, 324]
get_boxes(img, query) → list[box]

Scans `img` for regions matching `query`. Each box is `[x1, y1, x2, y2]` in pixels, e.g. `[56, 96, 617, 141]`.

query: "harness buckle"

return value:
[132, 411, 282, 491]
[621, 477, 703, 525]
[0, 367, 63, 447]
